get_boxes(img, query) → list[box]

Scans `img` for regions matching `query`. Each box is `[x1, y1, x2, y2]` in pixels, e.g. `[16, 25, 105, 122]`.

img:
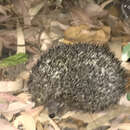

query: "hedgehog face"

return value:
[28, 43, 126, 116]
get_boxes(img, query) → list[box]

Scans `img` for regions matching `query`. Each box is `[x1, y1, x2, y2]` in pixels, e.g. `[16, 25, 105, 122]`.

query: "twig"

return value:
[16, 21, 26, 54]
[101, 0, 114, 9]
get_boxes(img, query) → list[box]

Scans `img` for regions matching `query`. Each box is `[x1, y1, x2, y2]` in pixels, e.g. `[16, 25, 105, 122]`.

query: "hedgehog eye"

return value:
[49, 113, 55, 118]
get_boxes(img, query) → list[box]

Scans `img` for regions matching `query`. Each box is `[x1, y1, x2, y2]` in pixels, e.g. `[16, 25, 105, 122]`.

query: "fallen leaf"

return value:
[40, 32, 52, 51]
[0, 93, 23, 102]
[0, 93, 34, 114]
[64, 25, 111, 45]
[16, 92, 32, 103]
[0, 5, 8, 15]
[71, 3, 108, 27]
[22, 106, 43, 119]
[121, 62, 130, 71]
[18, 71, 30, 81]
[2, 112, 14, 121]
[29, 1, 45, 20]
[12, 0, 31, 25]
[13, 114, 36, 130]
[0, 119, 17, 130]
[0, 97, 9, 112]
[6, 101, 34, 114]
[109, 123, 130, 130]
[36, 121, 44, 130]
[0, 79, 23, 92]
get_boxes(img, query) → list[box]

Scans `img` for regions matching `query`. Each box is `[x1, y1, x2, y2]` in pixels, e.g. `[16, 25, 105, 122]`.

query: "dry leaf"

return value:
[12, 0, 31, 25]
[0, 15, 10, 22]
[87, 106, 130, 130]
[0, 93, 34, 113]
[0, 5, 8, 15]
[36, 121, 44, 130]
[57, 117, 87, 130]
[107, 6, 120, 17]
[40, 32, 52, 51]
[62, 111, 105, 123]
[84, 3, 108, 18]
[29, 2, 45, 20]
[109, 123, 130, 130]
[0, 93, 23, 102]
[13, 114, 36, 130]
[0, 119, 17, 130]
[71, 3, 108, 27]
[0, 97, 9, 112]
[6, 101, 34, 114]
[16, 93, 32, 103]
[13, 107, 43, 130]
[121, 62, 130, 71]
[2, 113, 14, 121]
[0, 79, 23, 92]
[22, 106, 43, 119]
[64, 25, 111, 45]
[41, 122, 55, 130]
[18, 71, 30, 81]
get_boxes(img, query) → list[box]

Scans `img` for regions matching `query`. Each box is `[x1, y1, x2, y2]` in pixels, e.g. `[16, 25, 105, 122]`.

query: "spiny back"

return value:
[28, 43, 126, 115]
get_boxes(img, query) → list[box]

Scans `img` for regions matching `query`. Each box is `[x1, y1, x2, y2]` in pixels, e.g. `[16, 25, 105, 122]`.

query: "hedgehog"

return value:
[28, 43, 126, 116]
